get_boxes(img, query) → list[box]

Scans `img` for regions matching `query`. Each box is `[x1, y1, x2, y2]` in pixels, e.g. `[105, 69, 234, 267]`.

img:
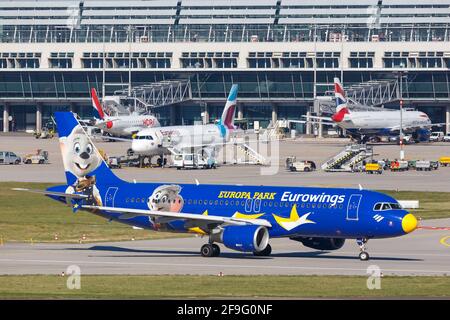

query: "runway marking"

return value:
[440, 236, 450, 247]
[0, 258, 449, 275]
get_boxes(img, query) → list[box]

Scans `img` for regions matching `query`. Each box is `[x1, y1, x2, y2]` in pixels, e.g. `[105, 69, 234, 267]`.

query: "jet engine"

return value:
[290, 236, 345, 251]
[211, 225, 269, 252]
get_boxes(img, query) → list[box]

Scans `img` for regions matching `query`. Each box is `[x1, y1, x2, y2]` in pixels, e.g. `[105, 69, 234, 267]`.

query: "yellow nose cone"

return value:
[402, 214, 418, 233]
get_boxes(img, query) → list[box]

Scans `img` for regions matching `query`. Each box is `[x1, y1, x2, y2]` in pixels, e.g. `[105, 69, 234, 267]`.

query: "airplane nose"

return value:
[401, 213, 418, 233]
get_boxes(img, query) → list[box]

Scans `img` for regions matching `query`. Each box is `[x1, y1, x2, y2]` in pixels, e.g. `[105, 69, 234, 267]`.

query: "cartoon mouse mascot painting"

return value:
[146, 185, 184, 230]
[60, 125, 103, 206]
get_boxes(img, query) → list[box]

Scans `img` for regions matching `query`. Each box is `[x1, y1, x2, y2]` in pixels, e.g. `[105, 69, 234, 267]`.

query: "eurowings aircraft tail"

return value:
[54, 111, 122, 187]
[220, 84, 238, 129]
[331, 78, 350, 122]
[91, 88, 105, 120]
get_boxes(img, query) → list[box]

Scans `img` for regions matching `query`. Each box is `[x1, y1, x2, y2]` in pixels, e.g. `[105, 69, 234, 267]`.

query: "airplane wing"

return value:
[389, 123, 446, 132]
[91, 135, 133, 142]
[82, 205, 272, 229]
[12, 188, 88, 199]
[300, 115, 335, 125]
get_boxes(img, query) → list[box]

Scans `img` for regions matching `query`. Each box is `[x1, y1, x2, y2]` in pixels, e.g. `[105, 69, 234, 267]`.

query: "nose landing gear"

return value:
[357, 238, 370, 261]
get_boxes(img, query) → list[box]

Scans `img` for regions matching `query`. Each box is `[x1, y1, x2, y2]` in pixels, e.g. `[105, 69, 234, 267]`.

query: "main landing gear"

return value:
[357, 238, 370, 261]
[200, 243, 273, 257]
[200, 243, 221, 257]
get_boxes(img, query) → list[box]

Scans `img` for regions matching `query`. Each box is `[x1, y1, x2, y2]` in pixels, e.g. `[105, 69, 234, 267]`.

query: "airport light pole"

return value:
[396, 67, 408, 160]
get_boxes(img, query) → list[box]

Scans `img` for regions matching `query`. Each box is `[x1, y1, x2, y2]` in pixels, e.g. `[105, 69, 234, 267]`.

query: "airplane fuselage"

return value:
[339, 110, 431, 136]
[48, 182, 411, 240]
[96, 115, 160, 137]
[132, 123, 228, 156]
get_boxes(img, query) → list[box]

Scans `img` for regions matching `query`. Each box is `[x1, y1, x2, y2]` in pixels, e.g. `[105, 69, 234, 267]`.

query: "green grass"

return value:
[0, 182, 449, 243]
[381, 190, 450, 220]
[0, 275, 448, 299]
[0, 182, 187, 243]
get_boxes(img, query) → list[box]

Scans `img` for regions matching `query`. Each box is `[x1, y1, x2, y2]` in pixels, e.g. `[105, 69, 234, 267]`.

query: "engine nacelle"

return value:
[211, 225, 269, 252]
[290, 236, 345, 251]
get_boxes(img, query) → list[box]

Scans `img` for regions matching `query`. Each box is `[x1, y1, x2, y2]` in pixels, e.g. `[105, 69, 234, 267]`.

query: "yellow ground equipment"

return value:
[439, 157, 450, 167]
[365, 162, 382, 174]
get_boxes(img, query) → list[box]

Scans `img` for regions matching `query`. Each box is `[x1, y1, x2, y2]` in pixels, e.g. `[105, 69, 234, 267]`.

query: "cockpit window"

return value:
[136, 135, 153, 140]
[390, 203, 402, 210]
[374, 202, 402, 211]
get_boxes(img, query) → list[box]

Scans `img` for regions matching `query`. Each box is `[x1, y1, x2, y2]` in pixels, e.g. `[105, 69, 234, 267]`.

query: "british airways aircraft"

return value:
[311, 78, 438, 142]
[15, 111, 418, 261]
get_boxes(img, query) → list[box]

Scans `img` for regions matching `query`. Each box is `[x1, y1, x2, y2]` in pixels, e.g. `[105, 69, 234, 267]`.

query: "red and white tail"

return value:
[331, 78, 350, 122]
[91, 88, 105, 120]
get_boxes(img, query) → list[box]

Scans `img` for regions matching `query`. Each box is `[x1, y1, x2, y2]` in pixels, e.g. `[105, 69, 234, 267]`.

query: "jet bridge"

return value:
[104, 80, 192, 116]
[317, 78, 401, 115]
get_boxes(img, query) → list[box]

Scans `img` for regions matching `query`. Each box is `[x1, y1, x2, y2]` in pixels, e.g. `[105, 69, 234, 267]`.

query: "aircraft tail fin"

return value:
[220, 84, 238, 130]
[91, 88, 105, 120]
[331, 78, 350, 122]
[54, 111, 122, 187]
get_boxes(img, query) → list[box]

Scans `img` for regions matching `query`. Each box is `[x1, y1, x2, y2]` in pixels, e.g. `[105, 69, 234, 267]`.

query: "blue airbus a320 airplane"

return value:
[15, 108, 418, 261]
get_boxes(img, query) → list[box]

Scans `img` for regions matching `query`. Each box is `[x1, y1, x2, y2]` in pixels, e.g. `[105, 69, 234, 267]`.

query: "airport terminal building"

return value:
[1, 0, 450, 132]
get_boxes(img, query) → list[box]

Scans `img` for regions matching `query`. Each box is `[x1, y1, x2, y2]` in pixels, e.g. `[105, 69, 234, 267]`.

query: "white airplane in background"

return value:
[91, 88, 160, 137]
[308, 78, 442, 142]
[131, 84, 240, 158]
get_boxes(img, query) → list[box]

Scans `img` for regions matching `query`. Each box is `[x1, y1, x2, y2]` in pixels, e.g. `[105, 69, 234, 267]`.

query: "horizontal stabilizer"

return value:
[12, 188, 88, 199]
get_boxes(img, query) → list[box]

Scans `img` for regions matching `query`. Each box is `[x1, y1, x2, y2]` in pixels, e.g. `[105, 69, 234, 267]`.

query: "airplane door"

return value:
[105, 187, 118, 207]
[346, 194, 362, 221]
[245, 199, 253, 212]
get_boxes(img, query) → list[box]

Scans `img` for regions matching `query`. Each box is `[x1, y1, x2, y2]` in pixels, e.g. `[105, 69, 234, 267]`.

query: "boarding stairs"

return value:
[321, 144, 373, 172]
[236, 143, 267, 165]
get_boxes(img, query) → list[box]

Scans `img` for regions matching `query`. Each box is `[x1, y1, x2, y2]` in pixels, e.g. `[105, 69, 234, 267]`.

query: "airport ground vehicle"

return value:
[430, 131, 445, 142]
[415, 160, 439, 171]
[285, 157, 316, 172]
[365, 162, 383, 174]
[390, 160, 409, 171]
[0, 151, 21, 165]
[107, 156, 122, 169]
[34, 128, 54, 139]
[23, 149, 48, 164]
[388, 135, 414, 145]
[15, 111, 419, 261]
[173, 153, 217, 170]
[443, 134, 450, 142]
[439, 157, 450, 167]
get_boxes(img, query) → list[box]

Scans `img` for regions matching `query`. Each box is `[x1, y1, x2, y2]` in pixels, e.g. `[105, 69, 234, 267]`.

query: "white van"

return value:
[430, 131, 444, 142]
[0, 151, 21, 164]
